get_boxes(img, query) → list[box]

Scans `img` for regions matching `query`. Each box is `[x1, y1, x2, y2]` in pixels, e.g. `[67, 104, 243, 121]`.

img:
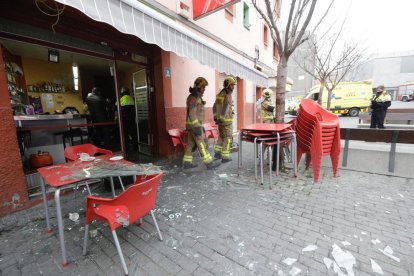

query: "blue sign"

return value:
[165, 67, 171, 77]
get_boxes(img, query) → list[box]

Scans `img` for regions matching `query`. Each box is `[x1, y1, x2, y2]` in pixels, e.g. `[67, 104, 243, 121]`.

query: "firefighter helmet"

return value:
[262, 88, 273, 98]
[194, 77, 208, 89]
[223, 76, 236, 88]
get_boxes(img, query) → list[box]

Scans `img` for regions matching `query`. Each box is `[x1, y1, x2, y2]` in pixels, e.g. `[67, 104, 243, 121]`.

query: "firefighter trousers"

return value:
[183, 130, 213, 164]
[214, 124, 233, 160]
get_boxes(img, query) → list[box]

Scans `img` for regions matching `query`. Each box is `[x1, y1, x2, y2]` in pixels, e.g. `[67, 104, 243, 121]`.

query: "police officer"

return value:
[260, 88, 275, 123]
[119, 87, 138, 150]
[370, 85, 391, 129]
[183, 77, 221, 170]
[213, 76, 236, 163]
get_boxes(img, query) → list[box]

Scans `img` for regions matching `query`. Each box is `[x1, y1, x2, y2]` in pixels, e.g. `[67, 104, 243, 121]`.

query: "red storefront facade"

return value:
[0, 0, 268, 216]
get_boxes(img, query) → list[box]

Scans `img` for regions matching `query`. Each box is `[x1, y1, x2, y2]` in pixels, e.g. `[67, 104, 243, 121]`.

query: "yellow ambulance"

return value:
[289, 80, 373, 117]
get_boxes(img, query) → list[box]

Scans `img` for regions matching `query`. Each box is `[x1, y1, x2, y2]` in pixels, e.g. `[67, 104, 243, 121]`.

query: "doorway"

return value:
[133, 69, 152, 155]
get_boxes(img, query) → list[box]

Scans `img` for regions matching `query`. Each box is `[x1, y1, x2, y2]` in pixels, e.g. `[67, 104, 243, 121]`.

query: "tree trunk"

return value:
[326, 88, 333, 110]
[275, 54, 288, 123]
[317, 82, 324, 105]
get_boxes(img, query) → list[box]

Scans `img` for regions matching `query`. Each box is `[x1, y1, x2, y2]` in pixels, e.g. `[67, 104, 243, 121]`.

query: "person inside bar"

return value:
[119, 86, 138, 151]
[85, 87, 109, 147]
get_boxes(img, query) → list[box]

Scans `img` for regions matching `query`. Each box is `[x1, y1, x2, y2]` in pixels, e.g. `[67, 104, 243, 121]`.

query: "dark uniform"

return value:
[370, 89, 391, 129]
[120, 90, 138, 150]
[86, 87, 109, 146]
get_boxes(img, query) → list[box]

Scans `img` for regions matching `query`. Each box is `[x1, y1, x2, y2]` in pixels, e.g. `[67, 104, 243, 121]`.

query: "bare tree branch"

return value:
[252, 0, 336, 122]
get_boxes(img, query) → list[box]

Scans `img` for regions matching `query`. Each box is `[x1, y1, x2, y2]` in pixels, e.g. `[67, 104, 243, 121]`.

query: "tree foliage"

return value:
[252, 0, 334, 122]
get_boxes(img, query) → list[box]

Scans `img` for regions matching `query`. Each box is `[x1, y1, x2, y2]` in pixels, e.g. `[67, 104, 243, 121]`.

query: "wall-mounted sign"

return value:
[165, 67, 171, 77]
[48, 49, 60, 63]
[193, 0, 240, 20]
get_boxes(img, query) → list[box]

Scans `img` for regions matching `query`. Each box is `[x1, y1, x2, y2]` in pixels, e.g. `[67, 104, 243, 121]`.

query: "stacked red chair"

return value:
[295, 99, 341, 183]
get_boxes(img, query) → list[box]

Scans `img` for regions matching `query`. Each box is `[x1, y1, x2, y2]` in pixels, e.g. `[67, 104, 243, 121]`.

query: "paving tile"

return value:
[1, 146, 414, 275]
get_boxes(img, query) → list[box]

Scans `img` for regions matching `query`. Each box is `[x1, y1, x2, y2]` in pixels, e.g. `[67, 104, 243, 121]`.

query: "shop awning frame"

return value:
[56, 0, 268, 86]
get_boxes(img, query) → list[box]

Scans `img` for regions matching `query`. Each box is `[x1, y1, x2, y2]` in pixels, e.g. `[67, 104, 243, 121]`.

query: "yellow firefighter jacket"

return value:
[260, 97, 275, 122]
[185, 94, 205, 130]
[213, 88, 233, 126]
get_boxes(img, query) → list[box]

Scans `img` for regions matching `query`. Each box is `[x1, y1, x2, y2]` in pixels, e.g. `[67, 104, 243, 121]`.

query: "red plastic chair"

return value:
[83, 172, 164, 275]
[203, 122, 219, 145]
[64, 143, 113, 161]
[168, 129, 188, 158]
[64, 144, 127, 193]
[296, 99, 341, 183]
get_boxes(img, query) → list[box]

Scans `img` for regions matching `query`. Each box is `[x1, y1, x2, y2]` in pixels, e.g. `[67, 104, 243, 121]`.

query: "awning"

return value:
[56, 0, 268, 86]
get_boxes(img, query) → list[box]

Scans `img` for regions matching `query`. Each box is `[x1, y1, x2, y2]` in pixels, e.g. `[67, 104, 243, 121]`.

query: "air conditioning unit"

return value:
[176, 0, 192, 19]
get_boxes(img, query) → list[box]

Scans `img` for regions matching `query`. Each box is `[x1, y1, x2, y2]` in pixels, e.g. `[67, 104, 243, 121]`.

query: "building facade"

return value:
[0, 0, 281, 215]
[355, 50, 414, 99]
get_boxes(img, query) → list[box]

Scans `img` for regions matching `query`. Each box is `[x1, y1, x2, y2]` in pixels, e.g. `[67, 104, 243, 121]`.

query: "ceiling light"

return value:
[72, 63, 78, 79]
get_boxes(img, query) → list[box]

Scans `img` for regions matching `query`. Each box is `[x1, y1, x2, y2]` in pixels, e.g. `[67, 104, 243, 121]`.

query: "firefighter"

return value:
[183, 77, 221, 170]
[213, 76, 236, 162]
[260, 88, 275, 123]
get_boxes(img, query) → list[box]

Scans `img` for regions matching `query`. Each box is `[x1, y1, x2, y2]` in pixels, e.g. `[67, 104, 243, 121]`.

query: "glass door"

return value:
[133, 69, 152, 155]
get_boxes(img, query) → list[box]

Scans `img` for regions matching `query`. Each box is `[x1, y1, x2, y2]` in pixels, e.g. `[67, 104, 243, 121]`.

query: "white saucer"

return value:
[109, 156, 124, 161]
[80, 156, 95, 161]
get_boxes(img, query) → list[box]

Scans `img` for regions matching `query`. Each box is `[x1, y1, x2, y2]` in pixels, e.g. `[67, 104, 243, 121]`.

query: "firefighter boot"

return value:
[183, 162, 198, 170]
[206, 160, 221, 170]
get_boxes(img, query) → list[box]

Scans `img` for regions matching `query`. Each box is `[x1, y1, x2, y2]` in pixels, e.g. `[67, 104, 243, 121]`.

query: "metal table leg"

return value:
[276, 133, 280, 176]
[293, 134, 297, 176]
[254, 137, 259, 181]
[54, 188, 69, 266]
[269, 145, 273, 189]
[40, 177, 52, 233]
[110, 177, 116, 197]
[238, 132, 243, 168]
[259, 141, 264, 184]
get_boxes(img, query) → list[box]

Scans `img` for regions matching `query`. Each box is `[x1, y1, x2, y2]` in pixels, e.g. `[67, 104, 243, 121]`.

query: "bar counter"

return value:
[15, 114, 90, 165]
[14, 114, 79, 121]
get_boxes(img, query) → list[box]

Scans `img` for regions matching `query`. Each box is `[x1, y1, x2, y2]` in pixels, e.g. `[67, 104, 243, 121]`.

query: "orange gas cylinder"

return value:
[29, 151, 53, 169]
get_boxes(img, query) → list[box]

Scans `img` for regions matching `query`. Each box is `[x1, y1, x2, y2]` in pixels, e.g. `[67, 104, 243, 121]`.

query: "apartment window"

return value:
[273, 41, 279, 61]
[243, 2, 250, 30]
[263, 25, 269, 47]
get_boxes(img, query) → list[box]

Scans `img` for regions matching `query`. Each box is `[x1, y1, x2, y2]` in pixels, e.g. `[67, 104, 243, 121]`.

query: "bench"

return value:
[340, 128, 414, 173]
[358, 108, 414, 126]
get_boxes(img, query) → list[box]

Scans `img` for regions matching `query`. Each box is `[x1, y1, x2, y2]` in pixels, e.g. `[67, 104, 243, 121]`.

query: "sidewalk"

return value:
[1, 142, 414, 275]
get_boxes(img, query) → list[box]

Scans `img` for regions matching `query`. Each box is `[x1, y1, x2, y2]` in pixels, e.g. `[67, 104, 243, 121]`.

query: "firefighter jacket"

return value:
[185, 94, 205, 132]
[260, 97, 275, 122]
[213, 88, 233, 126]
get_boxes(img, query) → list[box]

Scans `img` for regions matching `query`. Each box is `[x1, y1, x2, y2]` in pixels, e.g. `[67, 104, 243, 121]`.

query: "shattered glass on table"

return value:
[39, 156, 162, 186]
